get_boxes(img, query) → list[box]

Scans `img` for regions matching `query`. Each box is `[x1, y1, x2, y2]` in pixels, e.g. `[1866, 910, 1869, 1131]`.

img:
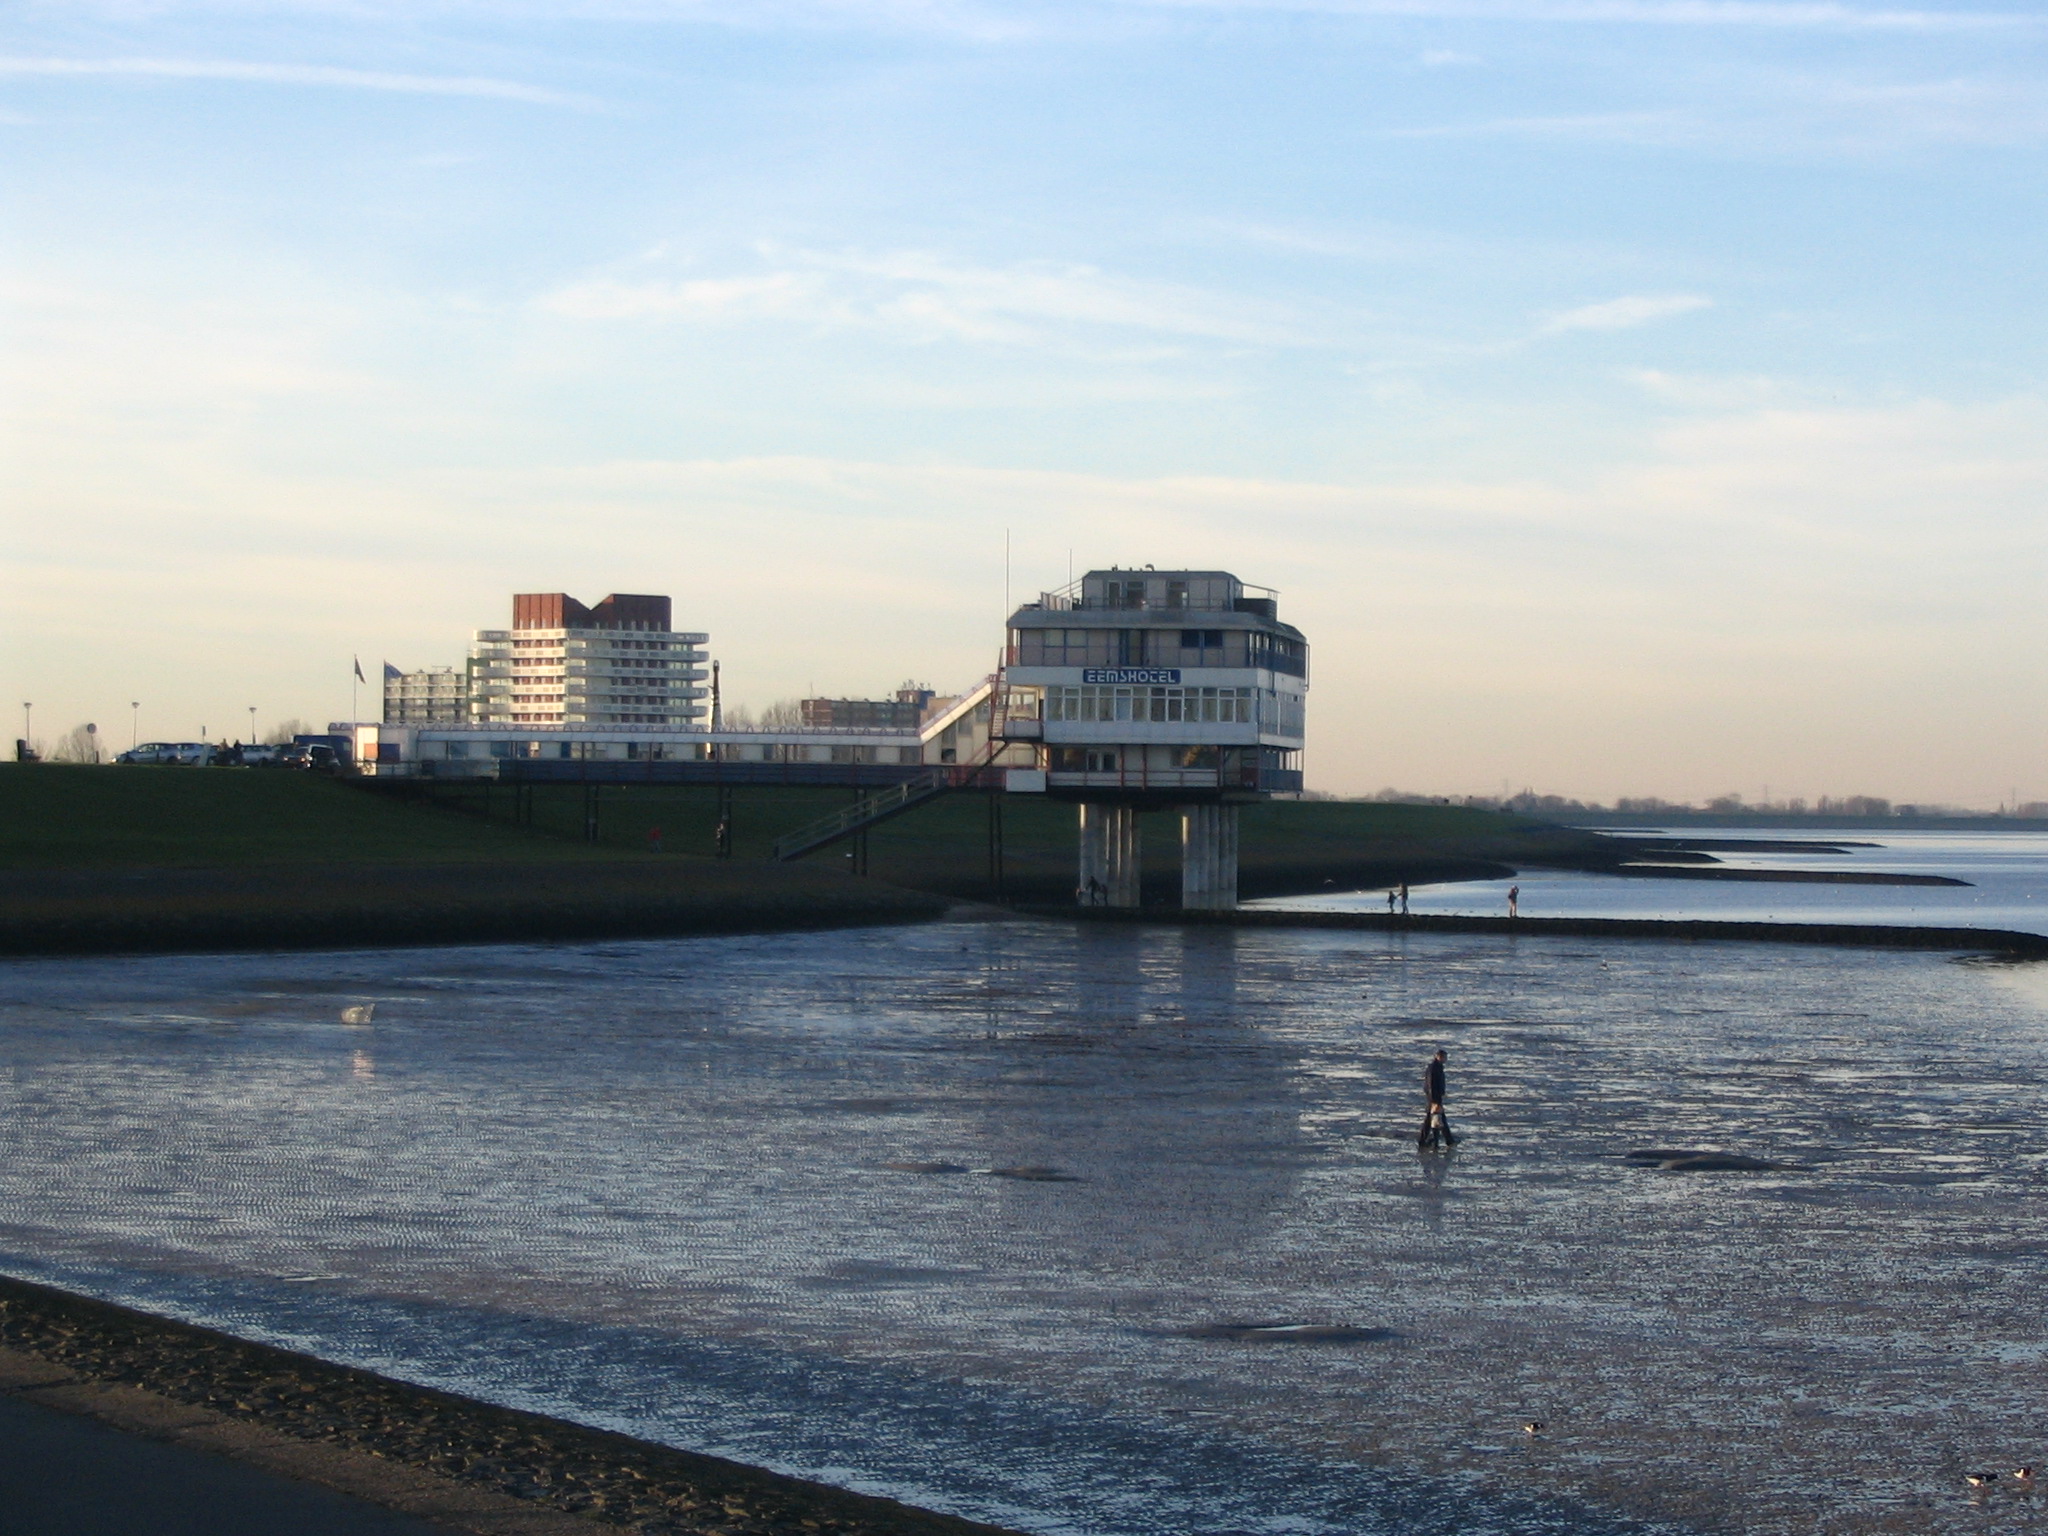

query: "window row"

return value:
[1012, 629, 1306, 677]
[1046, 685, 1255, 724]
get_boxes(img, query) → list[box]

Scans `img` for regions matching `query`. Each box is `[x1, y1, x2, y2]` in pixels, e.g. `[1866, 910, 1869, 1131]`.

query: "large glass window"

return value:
[1046, 685, 1251, 723]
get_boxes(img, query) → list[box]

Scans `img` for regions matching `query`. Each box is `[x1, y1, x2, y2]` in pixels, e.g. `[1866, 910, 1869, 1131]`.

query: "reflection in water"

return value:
[0, 918, 2046, 1535]
[970, 926, 1305, 1266]
[1412, 1147, 1450, 1232]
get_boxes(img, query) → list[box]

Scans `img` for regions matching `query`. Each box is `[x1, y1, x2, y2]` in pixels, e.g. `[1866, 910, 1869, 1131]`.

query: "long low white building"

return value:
[352, 678, 1034, 781]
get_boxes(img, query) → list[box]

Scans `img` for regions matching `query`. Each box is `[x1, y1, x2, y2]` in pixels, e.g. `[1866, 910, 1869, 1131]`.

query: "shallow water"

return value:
[1259, 827, 2048, 935]
[4, 913, 2048, 1534]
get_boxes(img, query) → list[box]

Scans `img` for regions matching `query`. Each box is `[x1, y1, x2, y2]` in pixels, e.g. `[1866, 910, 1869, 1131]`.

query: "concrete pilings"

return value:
[1077, 803, 1141, 908]
[1075, 801, 1238, 910]
[1179, 803, 1240, 911]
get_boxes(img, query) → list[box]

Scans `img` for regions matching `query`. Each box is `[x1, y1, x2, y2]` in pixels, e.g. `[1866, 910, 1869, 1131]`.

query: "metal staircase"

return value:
[769, 767, 954, 862]
[769, 673, 1013, 863]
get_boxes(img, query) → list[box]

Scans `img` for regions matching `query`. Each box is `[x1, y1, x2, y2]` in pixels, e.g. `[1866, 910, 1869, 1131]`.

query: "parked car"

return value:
[235, 743, 285, 767]
[116, 742, 212, 765]
[275, 742, 339, 771]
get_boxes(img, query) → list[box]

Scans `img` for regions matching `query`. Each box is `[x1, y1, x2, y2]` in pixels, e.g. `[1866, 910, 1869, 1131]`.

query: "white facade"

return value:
[468, 626, 711, 728]
[383, 665, 468, 726]
[1003, 568, 1306, 795]
[353, 676, 1034, 778]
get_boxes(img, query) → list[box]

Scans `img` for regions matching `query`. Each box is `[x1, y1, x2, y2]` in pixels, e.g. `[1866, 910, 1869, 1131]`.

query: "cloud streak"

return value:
[19, 0, 2020, 34]
[1539, 293, 1713, 333]
[541, 247, 1317, 348]
[1124, 0, 2032, 30]
[0, 57, 595, 108]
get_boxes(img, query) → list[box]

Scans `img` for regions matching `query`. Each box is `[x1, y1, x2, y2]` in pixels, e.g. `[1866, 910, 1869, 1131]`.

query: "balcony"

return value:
[1047, 768, 1221, 791]
[1043, 764, 1300, 794]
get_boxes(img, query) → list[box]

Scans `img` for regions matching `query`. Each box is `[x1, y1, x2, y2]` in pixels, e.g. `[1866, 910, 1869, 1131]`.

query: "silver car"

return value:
[116, 741, 213, 765]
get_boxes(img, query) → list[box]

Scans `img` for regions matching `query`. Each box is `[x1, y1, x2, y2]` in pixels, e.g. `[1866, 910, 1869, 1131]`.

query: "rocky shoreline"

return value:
[0, 1274, 1018, 1536]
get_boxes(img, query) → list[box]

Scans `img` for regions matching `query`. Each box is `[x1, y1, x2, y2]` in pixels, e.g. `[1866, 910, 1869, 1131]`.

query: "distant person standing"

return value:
[646, 824, 664, 855]
[1399, 882, 1410, 915]
[1418, 1048, 1457, 1150]
[1387, 889, 1397, 914]
[1507, 884, 1520, 918]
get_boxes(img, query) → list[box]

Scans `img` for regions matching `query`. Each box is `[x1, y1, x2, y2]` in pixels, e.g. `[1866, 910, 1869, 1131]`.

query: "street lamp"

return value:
[19, 703, 28, 762]
[130, 702, 139, 750]
[86, 723, 98, 764]
[248, 706, 257, 745]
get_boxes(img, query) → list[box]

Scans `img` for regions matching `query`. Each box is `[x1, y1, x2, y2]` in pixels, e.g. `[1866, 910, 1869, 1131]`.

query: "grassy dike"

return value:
[0, 765, 1633, 955]
[0, 765, 944, 956]
[402, 777, 1630, 904]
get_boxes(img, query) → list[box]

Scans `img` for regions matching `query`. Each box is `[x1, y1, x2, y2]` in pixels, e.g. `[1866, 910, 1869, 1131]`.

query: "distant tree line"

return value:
[1336, 787, 2041, 818]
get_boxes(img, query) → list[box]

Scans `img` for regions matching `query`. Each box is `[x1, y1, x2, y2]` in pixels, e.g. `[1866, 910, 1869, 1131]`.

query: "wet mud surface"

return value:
[1, 920, 2047, 1533]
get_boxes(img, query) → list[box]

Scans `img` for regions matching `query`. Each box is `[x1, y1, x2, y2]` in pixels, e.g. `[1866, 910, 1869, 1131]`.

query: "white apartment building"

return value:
[467, 592, 710, 728]
[382, 665, 468, 726]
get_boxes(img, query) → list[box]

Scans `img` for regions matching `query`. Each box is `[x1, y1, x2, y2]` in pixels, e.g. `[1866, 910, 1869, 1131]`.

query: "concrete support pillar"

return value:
[1179, 802, 1240, 910]
[1077, 802, 1141, 908]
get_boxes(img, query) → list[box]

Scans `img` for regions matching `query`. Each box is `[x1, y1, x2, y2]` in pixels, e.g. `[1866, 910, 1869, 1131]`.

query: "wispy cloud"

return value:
[542, 247, 1315, 348]
[1625, 368, 1791, 407]
[0, 57, 595, 109]
[1387, 78, 2048, 152]
[1390, 109, 1696, 142]
[22, 0, 2019, 34]
[1123, 0, 2033, 30]
[547, 272, 826, 322]
[1539, 293, 1712, 333]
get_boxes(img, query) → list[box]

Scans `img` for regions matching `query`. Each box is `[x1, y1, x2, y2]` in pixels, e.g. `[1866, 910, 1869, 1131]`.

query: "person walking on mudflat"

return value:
[1418, 1048, 1457, 1150]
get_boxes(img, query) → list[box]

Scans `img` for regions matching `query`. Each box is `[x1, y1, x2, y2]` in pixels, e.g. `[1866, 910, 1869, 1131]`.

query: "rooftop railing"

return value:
[1027, 576, 1279, 614]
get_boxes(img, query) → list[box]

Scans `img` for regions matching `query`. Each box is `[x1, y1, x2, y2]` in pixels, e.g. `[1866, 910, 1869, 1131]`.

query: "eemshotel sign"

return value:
[1082, 668, 1182, 685]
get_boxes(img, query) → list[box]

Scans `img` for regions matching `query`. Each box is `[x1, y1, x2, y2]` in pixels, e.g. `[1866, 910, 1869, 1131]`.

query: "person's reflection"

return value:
[1414, 1144, 1449, 1232]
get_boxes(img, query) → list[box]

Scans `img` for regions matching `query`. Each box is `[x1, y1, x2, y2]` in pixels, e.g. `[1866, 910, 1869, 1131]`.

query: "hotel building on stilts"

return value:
[1002, 568, 1306, 910]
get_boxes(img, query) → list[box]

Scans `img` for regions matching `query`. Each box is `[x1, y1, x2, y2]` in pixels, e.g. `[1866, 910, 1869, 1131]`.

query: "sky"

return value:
[3, 0, 2045, 804]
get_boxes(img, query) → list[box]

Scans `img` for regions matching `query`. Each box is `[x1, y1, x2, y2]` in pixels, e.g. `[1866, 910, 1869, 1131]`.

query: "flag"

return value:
[353, 656, 365, 683]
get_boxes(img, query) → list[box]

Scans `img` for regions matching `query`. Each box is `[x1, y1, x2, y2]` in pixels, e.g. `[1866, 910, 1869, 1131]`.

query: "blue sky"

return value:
[4, 0, 2045, 802]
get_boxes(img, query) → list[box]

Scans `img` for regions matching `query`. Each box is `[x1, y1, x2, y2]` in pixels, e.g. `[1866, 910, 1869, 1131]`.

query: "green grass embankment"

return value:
[0, 764, 613, 867]
[397, 780, 1627, 904]
[0, 766, 943, 955]
[0, 766, 1633, 955]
